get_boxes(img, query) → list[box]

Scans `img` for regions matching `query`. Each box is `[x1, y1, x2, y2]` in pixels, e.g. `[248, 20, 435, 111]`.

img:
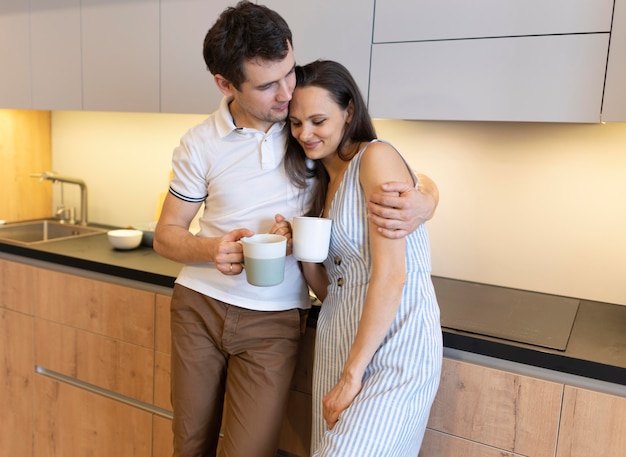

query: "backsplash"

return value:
[49, 111, 626, 306]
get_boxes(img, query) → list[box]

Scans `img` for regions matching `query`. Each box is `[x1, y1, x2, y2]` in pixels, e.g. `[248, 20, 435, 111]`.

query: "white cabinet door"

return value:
[374, 0, 613, 43]
[602, 0, 626, 122]
[0, 0, 31, 108]
[369, 34, 609, 122]
[81, 0, 160, 112]
[160, 0, 236, 114]
[264, 0, 374, 102]
[30, 0, 82, 110]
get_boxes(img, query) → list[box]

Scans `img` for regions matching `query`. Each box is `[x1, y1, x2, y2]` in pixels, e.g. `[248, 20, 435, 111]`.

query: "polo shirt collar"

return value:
[215, 96, 285, 138]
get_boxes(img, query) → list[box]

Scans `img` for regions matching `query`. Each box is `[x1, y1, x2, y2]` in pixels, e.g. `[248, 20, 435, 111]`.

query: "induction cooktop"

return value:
[433, 277, 580, 351]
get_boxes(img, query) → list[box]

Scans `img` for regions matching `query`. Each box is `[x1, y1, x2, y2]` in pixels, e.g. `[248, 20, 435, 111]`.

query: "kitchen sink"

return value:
[0, 220, 107, 245]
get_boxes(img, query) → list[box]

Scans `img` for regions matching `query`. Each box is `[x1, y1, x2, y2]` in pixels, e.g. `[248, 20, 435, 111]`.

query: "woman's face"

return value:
[288, 85, 351, 162]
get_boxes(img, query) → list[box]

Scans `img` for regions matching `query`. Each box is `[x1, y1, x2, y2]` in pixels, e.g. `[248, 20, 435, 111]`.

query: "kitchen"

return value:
[1, 1, 626, 456]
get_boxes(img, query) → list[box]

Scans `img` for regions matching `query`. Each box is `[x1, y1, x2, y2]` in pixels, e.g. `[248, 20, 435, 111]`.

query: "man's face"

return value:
[228, 44, 296, 132]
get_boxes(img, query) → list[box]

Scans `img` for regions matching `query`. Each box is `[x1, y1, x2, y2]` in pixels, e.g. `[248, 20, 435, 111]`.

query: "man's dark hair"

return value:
[203, 1, 293, 90]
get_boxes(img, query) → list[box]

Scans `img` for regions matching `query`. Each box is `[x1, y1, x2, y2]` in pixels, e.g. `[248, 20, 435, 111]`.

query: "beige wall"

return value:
[51, 111, 626, 306]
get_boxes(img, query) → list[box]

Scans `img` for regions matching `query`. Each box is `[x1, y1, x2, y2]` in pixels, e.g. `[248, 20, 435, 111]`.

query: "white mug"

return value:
[292, 216, 332, 263]
[240, 234, 287, 286]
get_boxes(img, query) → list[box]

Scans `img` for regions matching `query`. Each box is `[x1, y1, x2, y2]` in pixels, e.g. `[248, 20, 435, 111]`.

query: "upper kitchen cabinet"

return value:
[160, 0, 235, 114]
[81, 0, 160, 112]
[373, 0, 614, 42]
[263, 0, 374, 102]
[602, 0, 626, 121]
[0, 0, 31, 108]
[370, 34, 609, 122]
[369, 0, 613, 122]
[30, 0, 82, 110]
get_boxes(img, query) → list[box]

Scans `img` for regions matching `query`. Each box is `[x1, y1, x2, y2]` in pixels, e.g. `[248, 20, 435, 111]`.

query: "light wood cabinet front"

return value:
[153, 416, 174, 457]
[0, 259, 35, 313]
[34, 375, 153, 457]
[421, 429, 519, 457]
[0, 308, 34, 457]
[33, 268, 155, 348]
[422, 358, 563, 457]
[557, 385, 626, 457]
[35, 319, 154, 403]
[0, 109, 52, 222]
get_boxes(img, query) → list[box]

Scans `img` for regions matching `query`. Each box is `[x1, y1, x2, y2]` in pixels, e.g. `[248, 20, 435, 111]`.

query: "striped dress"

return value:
[311, 141, 443, 456]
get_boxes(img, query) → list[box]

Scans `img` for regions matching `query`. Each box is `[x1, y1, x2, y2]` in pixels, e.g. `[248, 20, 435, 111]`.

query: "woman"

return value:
[285, 60, 443, 456]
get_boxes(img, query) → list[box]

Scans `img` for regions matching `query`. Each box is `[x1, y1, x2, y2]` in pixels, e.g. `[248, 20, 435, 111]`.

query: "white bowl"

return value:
[107, 229, 143, 250]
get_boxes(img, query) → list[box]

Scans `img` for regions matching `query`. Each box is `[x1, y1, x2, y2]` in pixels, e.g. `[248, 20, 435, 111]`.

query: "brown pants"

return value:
[170, 284, 303, 457]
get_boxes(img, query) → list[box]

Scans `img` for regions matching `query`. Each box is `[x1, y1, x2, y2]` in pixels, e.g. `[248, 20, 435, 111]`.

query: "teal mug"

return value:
[240, 234, 287, 286]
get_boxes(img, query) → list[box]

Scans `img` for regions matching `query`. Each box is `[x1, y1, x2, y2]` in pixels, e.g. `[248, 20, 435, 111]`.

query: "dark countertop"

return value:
[1, 232, 624, 387]
[0, 232, 181, 288]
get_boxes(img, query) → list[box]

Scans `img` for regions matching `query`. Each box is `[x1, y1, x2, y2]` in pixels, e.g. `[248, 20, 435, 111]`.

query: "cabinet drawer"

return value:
[0, 259, 35, 314]
[33, 268, 155, 348]
[420, 429, 521, 457]
[369, 34, 608, 122]
[557, 386, 626, 456]
[426, 358, 562, 456]
[374, 0, 613, 43]
[34, 375, 153, 457]
[35, 319, 154, 403]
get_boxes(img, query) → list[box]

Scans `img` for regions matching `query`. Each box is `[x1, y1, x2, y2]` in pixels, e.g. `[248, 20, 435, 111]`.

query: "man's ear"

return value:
[214, 74, 234, 96]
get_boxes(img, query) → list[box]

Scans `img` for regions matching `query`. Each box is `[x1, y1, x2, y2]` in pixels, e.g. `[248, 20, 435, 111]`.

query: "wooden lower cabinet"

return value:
[420, 358, 563, 457]
[4, 258, 626, 457]
[0, 308, 34, 457]
[153, 416, 174, 457]
[34, 375, 153, 456]
[421, 429, 520, 457]
[278, 325, 315, 457]
[0, 259, 175, 457]
[557, 386, 626, 457]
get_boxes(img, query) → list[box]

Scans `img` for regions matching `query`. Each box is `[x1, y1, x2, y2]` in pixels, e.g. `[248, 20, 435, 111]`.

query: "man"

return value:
[154, 2, 439, 456]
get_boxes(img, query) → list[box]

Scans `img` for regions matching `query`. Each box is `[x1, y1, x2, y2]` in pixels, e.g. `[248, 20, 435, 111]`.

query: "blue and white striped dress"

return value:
[312, 141, 443, 456]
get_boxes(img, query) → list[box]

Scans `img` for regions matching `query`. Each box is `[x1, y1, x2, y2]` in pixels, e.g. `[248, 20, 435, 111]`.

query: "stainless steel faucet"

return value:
[31, 171, 89, 226]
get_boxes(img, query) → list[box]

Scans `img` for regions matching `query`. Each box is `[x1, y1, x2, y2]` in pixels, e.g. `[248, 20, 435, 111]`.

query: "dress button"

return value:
[337, 278, 344, 287]
[334, 256, 342, 266]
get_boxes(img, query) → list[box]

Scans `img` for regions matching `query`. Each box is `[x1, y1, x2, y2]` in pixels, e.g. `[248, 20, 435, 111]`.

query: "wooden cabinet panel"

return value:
[154, 350, 171, 411]
[0, 308, 34, 457]
[426, 358, 562, 457]
[155, 293, 171, 355]
[369, 34, 608, 122]
[34, 375, 152, 457]
[33, 268, 155, 348]
[374, 0, 613, 43]
[278, 389, 312, 457]
[0, 259, 34, 314]
[420, 429, 518, 457]
[0, 110, 52, 222]
[153, 416, 174, 457]
[154, 294, 172, 412]
[291, 325, 314, 395]
[35, 319, 154, 403]
[556, 385, 626, 457]
[602, 0, 626, 121]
